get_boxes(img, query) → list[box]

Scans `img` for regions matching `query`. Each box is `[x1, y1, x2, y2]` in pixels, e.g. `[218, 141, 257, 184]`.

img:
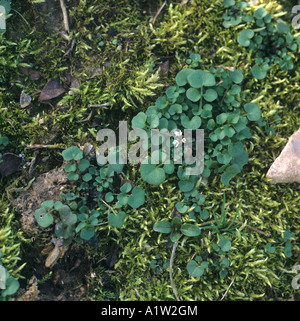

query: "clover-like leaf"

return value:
[187, 70, 216, 88]
[128, 187, 145, 209]
[204, 89, 217, 102]
[140, 163, 166, 185]
[176, 201, 189, 214]
[238, 29, 254, 47]
[219, 238, 231, 252]
[108, 211, 126, 228]
[64, 162, 77, 173]
[175, 68, 194, 86]
[62, 146, 83, 161]
[254, 7, 267, 19]
[181, 115, 201, 129]
[187, 260, 208, 277]
[221, 164, 241, 185]
[223, 0, 235, 8]
[132, 112, 147, 129]
[244, 103, 261, 121]
[266, 242, 276, 254]
[186, 88, 201, 102]
[78, 159, 90, 172]
[80, 227, 95, 241]
[120, 182, 132, 194]
[251, 64, 268, 79]
[34, 208, 54, 228]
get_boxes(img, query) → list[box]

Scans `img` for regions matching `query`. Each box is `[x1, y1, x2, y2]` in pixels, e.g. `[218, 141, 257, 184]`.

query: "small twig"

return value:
[25, 144, 65, 150]
[28, 150, 39, 179]
[11, 9, 30, 28]
[63, 38, 76, 56]
[150, 1, 167, 25]
[220, 276, 235, 301]
[59, 0, 70, 33]
[236, 221, 270, 237]
[170, 241, 180, 301]
[101, 199, 117, 215]
[197, 220, 270, 237]
[88, 103, 110, 108]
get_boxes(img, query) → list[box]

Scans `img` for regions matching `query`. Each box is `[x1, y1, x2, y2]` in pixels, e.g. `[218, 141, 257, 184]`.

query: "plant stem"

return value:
[197, 220, 270, 237]
[25, 144, 66, 149]
[220, 276, 235, 300]
[170, 241, 180, 301]
[150, 1, 167, 25]
[59, 0, 70, 33]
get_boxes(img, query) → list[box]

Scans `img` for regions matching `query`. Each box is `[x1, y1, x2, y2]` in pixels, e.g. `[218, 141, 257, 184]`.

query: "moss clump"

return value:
[0, 197, 26, 280]
[0, 0, 299, 301]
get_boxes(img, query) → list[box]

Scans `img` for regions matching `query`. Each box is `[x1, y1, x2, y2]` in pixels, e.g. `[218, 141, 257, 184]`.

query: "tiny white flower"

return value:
[173, 140, 180, 148]
[182, 138, 186, 143]
[174, 129, 182, 137]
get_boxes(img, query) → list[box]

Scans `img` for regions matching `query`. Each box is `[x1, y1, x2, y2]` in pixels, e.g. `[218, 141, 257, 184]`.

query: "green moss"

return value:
[1, 0, 299, 301]
[0, 197, 26, 279]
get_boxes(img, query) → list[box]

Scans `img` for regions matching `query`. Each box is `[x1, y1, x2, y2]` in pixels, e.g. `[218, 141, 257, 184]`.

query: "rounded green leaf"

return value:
[169, 104, 182, 115]
[178, 180, 195, 192]
[62, 146, 83, 161]
[200, 209, 209, 220]
[120, 182, 132, 193]
[238, 29, 254, 47]
[108, 211, 126, 228]
[223, 0, 235, 8]
[128, 187, 145, 209]
[170, 231, 181, 243]
[277, 21, 290, 34]
[219, 238, 231, 252]
[105, 192, 114, 203]
[34, 208, 54, 228]
[1, 277, 20, 296]
[82, 172, 92, 182]
[244, 103, 261, 121]
[252, 64, 267, 79]
[68, 172, 79, 181]
[181, 115, 201, 129]
[228, 69, 244, 84]
[221, 164, 241, 185]
[176, 202, 189, 214]
[186, 88, 201, 102]
[78, 159, 90, 172]
[187, 260, 206, 277]
[181, 224, 201, 237]
[80, 227, 95, 241]
[254, 7, 267, 19]
[175, 68, 193, 86]
[140, 163, 166, 185]
[64, 162, 77, 173]
[187, 70, 216, 88]
[132, 112, 147, 129]
[216, 113, 228, 125]
[204, 89, 217, 102]
[266, 242, 276, 253]
[153, 221, 172, 234]
[41, 200, 54, 209]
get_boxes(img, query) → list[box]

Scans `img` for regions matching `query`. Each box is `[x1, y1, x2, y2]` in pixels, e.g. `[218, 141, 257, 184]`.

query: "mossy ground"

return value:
[0, 0, 299, 300]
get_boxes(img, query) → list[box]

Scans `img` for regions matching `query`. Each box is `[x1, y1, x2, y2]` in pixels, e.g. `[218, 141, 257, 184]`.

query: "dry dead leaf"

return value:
[0, 153, 22, 178]
[39, 78, 66, 102]
[20, 91, 32, 108]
